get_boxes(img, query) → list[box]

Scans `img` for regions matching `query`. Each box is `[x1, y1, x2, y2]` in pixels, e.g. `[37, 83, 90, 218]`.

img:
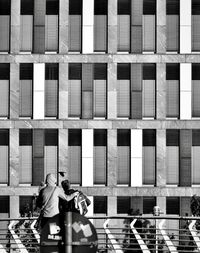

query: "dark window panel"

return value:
[143, 130, 156, 146]
[94, 0, 107, 15]
[166, 0, 179, 15]
[0, 64, 9, 80]
[94, 196, 107, 213]
[166, 64, 179, 80]
[46, 0, 59, 15]
[20, 196, 33, 215]
[143, 197, 156, 214]
[94, 129, 107, 146]
[117, 129, 130, 146]
[192, 0, 200, 15]
[166, 197, 180, 214]
[143, 64, 156, 80]
[192, 64, 200, 80]
[117, 64, 130, 80]
[117, 196, 130, 213]
[0, 0, 10, 15]
[20, 129, 32, 146]
[69, 0, 82, 15]
[68, 129, 82, 146]
[0, 129, 9, 145]
[166, 130, 179, 146]
[143, 0, 156, 15]
[20, 63, 33, 80]
[0, 196, 9, 213]
[193, 130, 200, 146]
[45, 63, 58, 80]
[45, 129, 58, 146]
[21, 0, 34, 15]
[118, 0, 131, 15]
[69, 64, 82, 80]
[94, 63, 107, 80]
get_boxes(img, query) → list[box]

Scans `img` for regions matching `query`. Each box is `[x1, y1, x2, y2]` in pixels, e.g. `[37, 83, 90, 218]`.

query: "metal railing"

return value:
[1, 215, 200, 252]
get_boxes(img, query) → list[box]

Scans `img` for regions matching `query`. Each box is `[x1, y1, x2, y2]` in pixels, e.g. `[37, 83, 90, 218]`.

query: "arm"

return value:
[58, 188, 78, 202]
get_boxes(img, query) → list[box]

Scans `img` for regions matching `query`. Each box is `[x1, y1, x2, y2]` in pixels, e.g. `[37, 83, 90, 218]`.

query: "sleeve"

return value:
[36, 190, 43, 209]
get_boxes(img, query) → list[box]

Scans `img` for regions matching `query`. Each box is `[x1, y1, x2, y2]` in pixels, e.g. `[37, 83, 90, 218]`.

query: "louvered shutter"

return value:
[68, 80, 81, 117]
[167, 15, 179, 52]
[20, 16, 33, 51]
[192, 16, 200, 51]
[143, 15, 155, 52]
[0, 130, 8, 184]
[0, 80, 9, 117]
[19, 80, 32, 117]
[192, 81, 200, 116]
[69, 15, 81, 52]
[34, 0, 45, 53]
[0, 16, 9, 52]
[117, 15, 130, 51]
[45, 15, 58, 51]
[166, 80, 179, 117]
[117, 80, 130, 117]
[142, 80, 155, 117]
[131, 0, 142, 53]
[93, 80, 106, 117]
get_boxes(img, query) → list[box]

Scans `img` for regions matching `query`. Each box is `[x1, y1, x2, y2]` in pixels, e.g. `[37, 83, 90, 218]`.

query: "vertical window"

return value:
[45, 63, 58, 117]
[68, 64, 81, 118]
[0, 0, 10, 52]
[94, 196, 107, 214]
[192, 64, 200, 117]
[94, 130, 107, 185]
[117, 196, 131, 214]
[32, 129, 58, 185]
[68, 129, 81, 184]
[143, 0, 156, 52]
[143, 197, 156, 214]
[45, 0, 59, 52]
[20, 196, 33, 215]
[0, 130, 8, 184]
[19, 129, 32, 184]
[166, 197, 180, 234]
[117, 64, 130, 118]
[117, 0, 131, 51]
[192, 0, 200, 51]
[192, 130, 200, 184]
[0, 64, 9, 118]
[142, 64, 156, 118]
[0, 196, 9, 236]
[117, 130, 130, 185]
[166, 130, 179, 185]
[166, 64, 180, 118]
[93, 64, 107, 118]
[20, 0, 33, 52]
[166, 0, 179, 52]
[143, 130, 156, 185]
[20, 63, 33, 117]
[69, 0, 82, 52]
[94, 0, 107, 52]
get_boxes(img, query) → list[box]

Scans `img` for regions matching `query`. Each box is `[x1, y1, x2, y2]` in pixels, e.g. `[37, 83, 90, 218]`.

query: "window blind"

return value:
[45, 15, 58, 51]
[20, 15, 33, 51]
[167, 15, 179, 52]
[143, 15, 155, 52]
[0, 16, 9, 52]
[0, 130, 8, 184]
[0, 64, 9, 117]
[131, 0, 142, 53]
[117, 15, 130, 52]
[192, 130, 200, 184]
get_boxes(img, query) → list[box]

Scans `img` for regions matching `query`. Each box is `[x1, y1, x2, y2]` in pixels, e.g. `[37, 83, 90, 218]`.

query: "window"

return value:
[68, 129, 81, 184]
[142, 64, 156, 118]
[117, 64, 130, 118]
[192, 64, 200, 117]
[20, 196, 33, 216]
[45, 63, 58, 117]
[0, 196, 9, 236]
[94, 196, 107, 214]
[69, 0, 82, 52]
[20, 0, 33, 52]
[117, 130, 130, 185]
[117, 196, 131, 214]
[20, 129, 32, 184]
[0, 130, 8, 184]
[0, 64, 9, 117]
[166, 197, 179, 215]
[192, 0, 200, 51]
[166, 0, 179, 52]
[0, 0, 10, 52]
[143, 197, 156, 214]
[20, 63, 33, 117]
[166, 64, 180, 118]
[45, 0, 59, 52]
[94, 0, 107, 52]
[192, 130, 200, 184]
[166, 130, 179, 185]
[94, 130, 107, 185]
[117, 0, 156, 53]
[32, 129, 58, 186]
[143, 129, 156, 185]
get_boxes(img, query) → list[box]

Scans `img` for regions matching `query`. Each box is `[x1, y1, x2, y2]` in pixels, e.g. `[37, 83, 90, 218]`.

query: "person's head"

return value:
[61, 179, 70, 192]
[45, 173, 56, 186]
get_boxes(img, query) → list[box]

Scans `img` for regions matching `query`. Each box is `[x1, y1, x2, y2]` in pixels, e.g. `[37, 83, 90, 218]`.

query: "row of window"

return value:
[1, 128, 200, 186]
[1, 63, 200, 119]
[0, 0, 200, 53]
[0, 195, 190, 216]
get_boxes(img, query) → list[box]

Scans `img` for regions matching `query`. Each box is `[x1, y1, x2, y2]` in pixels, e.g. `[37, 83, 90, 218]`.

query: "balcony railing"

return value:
[0, 215, 200, 252]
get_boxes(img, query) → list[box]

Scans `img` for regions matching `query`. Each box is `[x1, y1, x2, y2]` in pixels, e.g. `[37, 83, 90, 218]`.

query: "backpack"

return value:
[74, 192, 91, 216]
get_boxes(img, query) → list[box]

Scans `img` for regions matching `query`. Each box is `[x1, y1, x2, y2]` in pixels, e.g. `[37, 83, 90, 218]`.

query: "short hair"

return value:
[61, 179, 70, 191]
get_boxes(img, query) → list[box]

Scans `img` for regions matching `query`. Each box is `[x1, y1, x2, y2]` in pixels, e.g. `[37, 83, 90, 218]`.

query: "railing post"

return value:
[65, 212, 72, 253]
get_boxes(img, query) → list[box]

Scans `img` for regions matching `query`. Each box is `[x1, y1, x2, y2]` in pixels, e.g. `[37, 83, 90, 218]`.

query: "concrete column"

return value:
[107, 63, 117, 119]
[108, 196, 117, 216]
[10, 63, 19, 119]
[180, 0, 191, 53]
[59, 63, 68, 119]
[156, 0, 166, 53]
[9, 129, 19, 187]
[10, 196, 20, 218]
[157, 196, 166, 215]
[82, 0, 94, 53]
[131, 130, 142, 187]
[58, 129, 68, 185]
[156, 130, 166, 187]
[107, 129, 117, 186]
[82, 129, 93, 186]
[59, 0, 69, 54]
[108, 0, 117, 53]
[180, 63, 191, 119]
[33, 63, 45, 119]
[156, 63, 166, 119]
[10, 0, 20, 54]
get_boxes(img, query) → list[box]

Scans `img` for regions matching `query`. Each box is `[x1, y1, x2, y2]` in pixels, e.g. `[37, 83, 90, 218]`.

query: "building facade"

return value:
[0, 0, 200, 231]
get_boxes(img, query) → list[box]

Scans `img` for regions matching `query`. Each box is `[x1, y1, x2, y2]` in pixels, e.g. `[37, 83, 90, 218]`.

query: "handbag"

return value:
[35, 187, 56, 230]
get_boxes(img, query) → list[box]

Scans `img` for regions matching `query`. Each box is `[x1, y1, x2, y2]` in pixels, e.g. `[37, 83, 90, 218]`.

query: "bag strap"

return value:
[41, 187, 56, 212]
